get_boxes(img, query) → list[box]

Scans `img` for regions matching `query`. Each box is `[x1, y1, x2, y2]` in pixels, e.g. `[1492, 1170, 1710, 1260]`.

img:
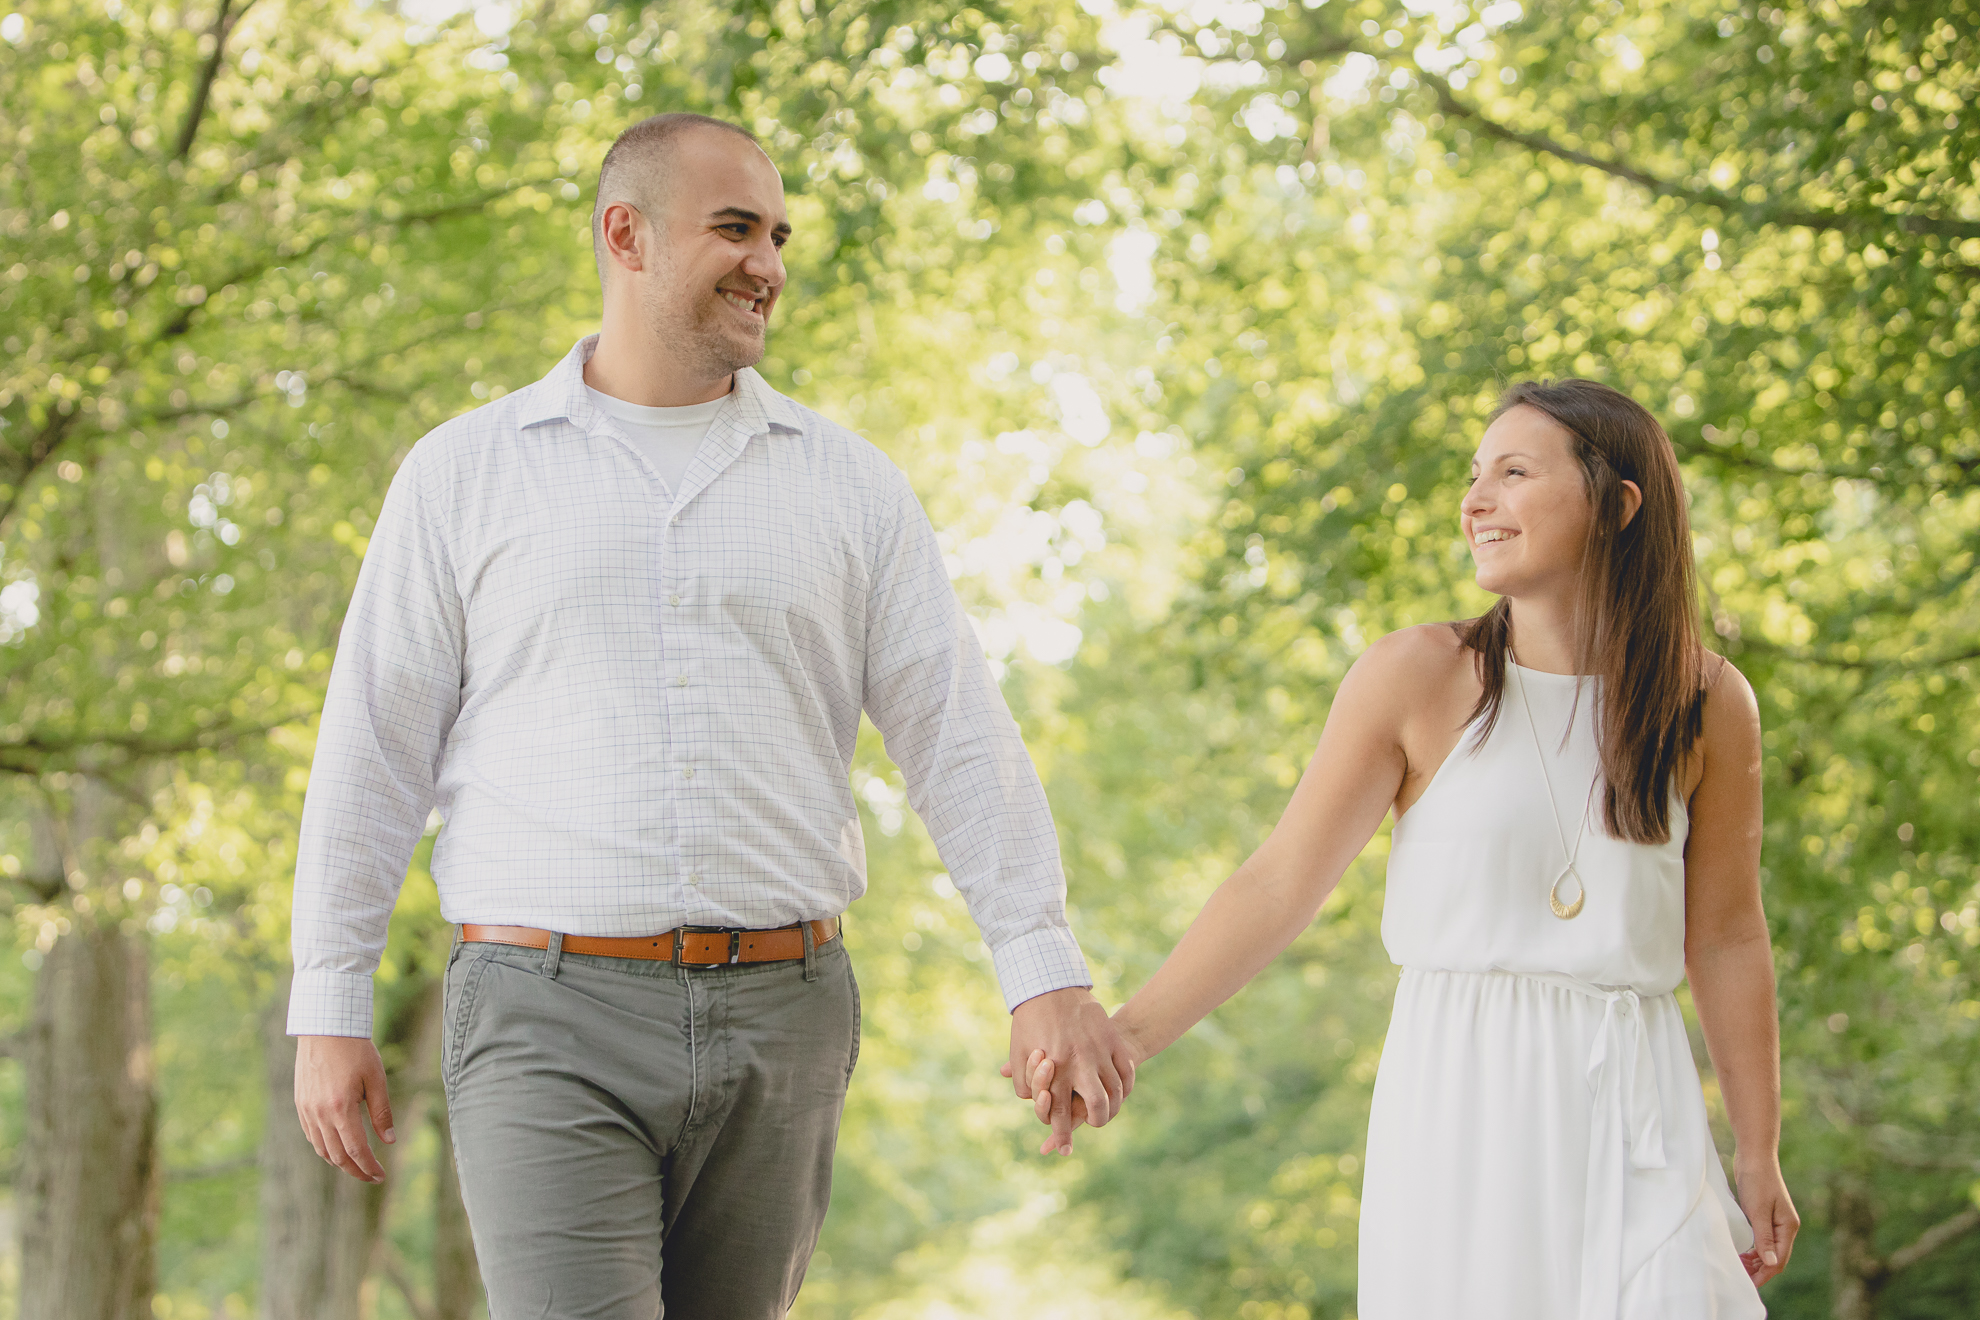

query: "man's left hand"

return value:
[1004, 986, 1135, 1156]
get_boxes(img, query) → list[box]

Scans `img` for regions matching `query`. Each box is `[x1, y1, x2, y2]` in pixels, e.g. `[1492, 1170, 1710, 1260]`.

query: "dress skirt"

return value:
[1357, 968, 1763, 1320]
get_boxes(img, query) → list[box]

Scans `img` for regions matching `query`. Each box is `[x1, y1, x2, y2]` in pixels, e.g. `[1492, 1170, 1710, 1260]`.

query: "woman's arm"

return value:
[1683, 660, 1799, 1287]
[1109, 631, 1424, 1065]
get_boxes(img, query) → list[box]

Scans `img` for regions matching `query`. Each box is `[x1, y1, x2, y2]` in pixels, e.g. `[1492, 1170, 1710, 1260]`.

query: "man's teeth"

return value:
[720, 291, 758, 312]
[1476, 529, 1518, 543]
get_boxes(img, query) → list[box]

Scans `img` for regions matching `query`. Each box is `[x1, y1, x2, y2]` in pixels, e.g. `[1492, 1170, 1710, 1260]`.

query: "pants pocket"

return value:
[845, 957, 862, 1084]
[442, 946, 491, 1093]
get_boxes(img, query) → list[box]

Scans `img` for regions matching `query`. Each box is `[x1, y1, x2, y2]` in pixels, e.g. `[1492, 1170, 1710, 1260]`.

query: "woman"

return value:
[1032, 380, 1798, 1316]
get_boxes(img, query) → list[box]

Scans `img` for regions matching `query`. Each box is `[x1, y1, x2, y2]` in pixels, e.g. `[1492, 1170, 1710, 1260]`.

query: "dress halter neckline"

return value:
[1506, 657, 1594, 680]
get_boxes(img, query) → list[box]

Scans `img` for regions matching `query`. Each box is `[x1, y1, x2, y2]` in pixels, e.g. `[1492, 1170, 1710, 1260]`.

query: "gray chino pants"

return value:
[441, 931, 860, 1320]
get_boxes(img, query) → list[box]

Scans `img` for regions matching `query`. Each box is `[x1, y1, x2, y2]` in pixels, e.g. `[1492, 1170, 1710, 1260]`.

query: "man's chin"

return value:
[680, 333, 765, 380]
[719, 328, 767, 372]
[654, 307, 766, 377]
[700, 308, 764, 354]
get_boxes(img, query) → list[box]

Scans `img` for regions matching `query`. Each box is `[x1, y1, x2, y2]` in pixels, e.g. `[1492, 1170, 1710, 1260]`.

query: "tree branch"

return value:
[0, 407, 83, 528]
[0, 712, 316, 776]
[8, 183, 534, 505]
[1886, 1204, 1980, 1275]
[1669, 432, 1980, 498]
[1732, 637, 1980, 675]
[140, 184, 527, 346]
[1413, 65, 1980, 241]
[1240, 21, 1980, 245]
[173, 0, 262, 162]
[8, 869, 67, 906]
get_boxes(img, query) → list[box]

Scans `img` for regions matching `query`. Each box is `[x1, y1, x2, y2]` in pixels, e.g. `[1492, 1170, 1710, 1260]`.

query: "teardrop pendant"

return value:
[1549, 865, 1585, 920]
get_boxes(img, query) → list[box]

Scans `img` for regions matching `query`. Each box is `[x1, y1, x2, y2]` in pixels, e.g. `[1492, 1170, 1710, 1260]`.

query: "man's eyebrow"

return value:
[708, 206, 793, 236]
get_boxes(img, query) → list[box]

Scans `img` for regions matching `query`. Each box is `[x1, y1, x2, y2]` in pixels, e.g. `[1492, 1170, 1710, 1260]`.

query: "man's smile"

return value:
[718, 287, 766, 318]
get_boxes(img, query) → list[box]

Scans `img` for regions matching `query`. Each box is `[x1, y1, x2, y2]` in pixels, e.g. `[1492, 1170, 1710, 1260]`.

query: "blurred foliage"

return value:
[2, 0, 1976, 1317]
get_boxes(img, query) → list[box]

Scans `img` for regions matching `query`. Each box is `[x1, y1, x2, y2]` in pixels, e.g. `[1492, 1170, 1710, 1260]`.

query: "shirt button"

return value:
[682, 767, 694, 780]
[676, 675, 689, 687]
[669, 594, 681, 606]
[687, 872, 701, 886]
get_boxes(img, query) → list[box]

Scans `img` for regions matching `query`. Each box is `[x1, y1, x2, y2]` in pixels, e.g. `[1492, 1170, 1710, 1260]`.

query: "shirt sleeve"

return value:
[861, 479, 1092, 1011]
[288, 446, 465, 1037]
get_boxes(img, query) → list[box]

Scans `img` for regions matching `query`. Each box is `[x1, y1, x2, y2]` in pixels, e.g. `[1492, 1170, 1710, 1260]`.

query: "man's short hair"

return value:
[591, 113, 760, 286]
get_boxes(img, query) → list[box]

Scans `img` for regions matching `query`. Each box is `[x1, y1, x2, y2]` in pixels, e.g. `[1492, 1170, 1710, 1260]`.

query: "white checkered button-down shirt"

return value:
[288, 336, 1092, 1037]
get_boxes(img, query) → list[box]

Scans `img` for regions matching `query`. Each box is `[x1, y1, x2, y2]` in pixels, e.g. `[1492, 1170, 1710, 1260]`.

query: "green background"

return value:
[1, 0, 1976, 1315]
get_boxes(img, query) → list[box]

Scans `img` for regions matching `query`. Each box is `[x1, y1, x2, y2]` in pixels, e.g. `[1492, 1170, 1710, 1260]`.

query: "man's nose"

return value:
[741, 241, 784, 287]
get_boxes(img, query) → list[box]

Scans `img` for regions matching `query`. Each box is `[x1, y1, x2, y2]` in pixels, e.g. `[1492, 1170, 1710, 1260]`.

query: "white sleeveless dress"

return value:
[1358, 661, 1763, 1320]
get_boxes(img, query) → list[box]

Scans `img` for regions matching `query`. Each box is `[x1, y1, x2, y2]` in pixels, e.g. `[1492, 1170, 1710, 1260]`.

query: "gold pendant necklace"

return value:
[1510, 653, 1591, 920]
[1549, 869, 1586, 921]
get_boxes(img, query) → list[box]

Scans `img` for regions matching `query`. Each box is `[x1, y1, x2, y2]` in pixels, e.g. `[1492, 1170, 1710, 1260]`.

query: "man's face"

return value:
[639, 129, 789, 378]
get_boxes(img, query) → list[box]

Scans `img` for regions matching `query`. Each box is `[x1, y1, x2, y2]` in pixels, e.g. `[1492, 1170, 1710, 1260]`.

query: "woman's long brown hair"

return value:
[1455, 379, 1708, 845]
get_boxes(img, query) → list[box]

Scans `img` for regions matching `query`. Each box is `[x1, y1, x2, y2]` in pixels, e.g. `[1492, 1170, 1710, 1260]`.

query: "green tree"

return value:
[2, 0, 1156, 1312]
[7, 0, 1974, 1316]
[1057, 2, 1978, 1317]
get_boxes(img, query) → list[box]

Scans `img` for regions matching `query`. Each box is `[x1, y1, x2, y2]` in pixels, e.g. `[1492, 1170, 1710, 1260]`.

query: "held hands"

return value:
[1005, 1050, 1085, 1152]
[1001, 987, 1139, 1156]
[1734, 1156, 1801, 1288]
[294, 1034, 397, 1183]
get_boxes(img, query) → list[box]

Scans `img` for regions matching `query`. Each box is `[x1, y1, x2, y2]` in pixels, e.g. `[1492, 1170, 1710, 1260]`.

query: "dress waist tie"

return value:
[1525, 972, 1668, 1320]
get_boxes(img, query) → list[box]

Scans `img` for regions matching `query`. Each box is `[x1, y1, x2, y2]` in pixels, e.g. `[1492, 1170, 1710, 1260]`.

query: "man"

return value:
[288, 112, 1131, 1317]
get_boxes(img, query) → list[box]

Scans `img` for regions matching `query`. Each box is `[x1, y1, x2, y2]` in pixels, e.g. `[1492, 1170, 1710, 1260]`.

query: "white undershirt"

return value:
[584, 384, 727, 494]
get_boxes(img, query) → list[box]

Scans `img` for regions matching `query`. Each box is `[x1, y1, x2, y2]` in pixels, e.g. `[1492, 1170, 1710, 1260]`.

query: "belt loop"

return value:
[543, 930, 564, 980]
[675, 929, 689, 985]
[802, 920, 819, 983]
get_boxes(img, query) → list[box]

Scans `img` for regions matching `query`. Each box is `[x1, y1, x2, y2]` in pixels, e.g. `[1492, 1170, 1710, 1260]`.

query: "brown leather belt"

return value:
[460, 919, 839, 966]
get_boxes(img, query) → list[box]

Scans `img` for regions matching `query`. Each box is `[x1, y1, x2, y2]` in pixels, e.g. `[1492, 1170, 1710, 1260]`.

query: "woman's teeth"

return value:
[1476, 529, 1518, 544]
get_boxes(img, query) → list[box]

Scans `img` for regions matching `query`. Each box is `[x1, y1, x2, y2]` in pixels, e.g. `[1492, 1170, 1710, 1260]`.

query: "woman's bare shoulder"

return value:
[1345, 622, 1477, 704]
[1359, 622, 1473, 674]
[1700, 653, 1761, 745]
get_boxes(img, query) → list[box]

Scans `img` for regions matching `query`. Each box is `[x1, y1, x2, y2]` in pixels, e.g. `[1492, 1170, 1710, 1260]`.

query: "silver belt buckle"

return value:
[677, 925, 742, 966]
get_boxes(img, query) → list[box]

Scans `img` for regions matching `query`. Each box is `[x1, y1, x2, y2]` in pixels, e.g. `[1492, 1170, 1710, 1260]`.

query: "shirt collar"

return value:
[517, 334, 806, 437]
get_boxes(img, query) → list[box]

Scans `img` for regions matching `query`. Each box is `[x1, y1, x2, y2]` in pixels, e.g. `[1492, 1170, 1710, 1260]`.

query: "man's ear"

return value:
[600, 201, 648, 275]
[1618, 478, 1643, 530]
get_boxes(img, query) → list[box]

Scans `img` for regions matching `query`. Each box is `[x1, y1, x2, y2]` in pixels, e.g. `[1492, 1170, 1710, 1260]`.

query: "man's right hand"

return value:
[294, 1035, 396, 1183]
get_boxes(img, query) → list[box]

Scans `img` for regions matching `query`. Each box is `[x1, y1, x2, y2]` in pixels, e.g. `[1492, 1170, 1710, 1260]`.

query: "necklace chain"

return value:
[1509, 652, 1590, 919]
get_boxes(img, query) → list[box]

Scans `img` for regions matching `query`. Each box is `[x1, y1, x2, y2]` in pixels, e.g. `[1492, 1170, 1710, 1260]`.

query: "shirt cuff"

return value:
[991, 924, 1093, 1013]
[286, 968, 377, 1038]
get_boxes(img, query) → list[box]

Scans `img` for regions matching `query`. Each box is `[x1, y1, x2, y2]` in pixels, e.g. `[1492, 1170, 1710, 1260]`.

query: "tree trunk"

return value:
[19, 921, 160, 1320]
[258, 971, 391, 1320]
[259, 967, 449, 1320]
[1830, 1172, 1884, 1320]
[431, 1102, 483, 1320]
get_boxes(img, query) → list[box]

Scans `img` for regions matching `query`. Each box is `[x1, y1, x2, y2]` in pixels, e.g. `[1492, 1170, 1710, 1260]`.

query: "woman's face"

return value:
[1461, 405, 1598, 601]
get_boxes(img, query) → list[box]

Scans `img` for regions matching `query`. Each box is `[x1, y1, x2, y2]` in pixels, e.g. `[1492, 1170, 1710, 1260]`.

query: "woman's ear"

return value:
[1619, 479, 1643, 530]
